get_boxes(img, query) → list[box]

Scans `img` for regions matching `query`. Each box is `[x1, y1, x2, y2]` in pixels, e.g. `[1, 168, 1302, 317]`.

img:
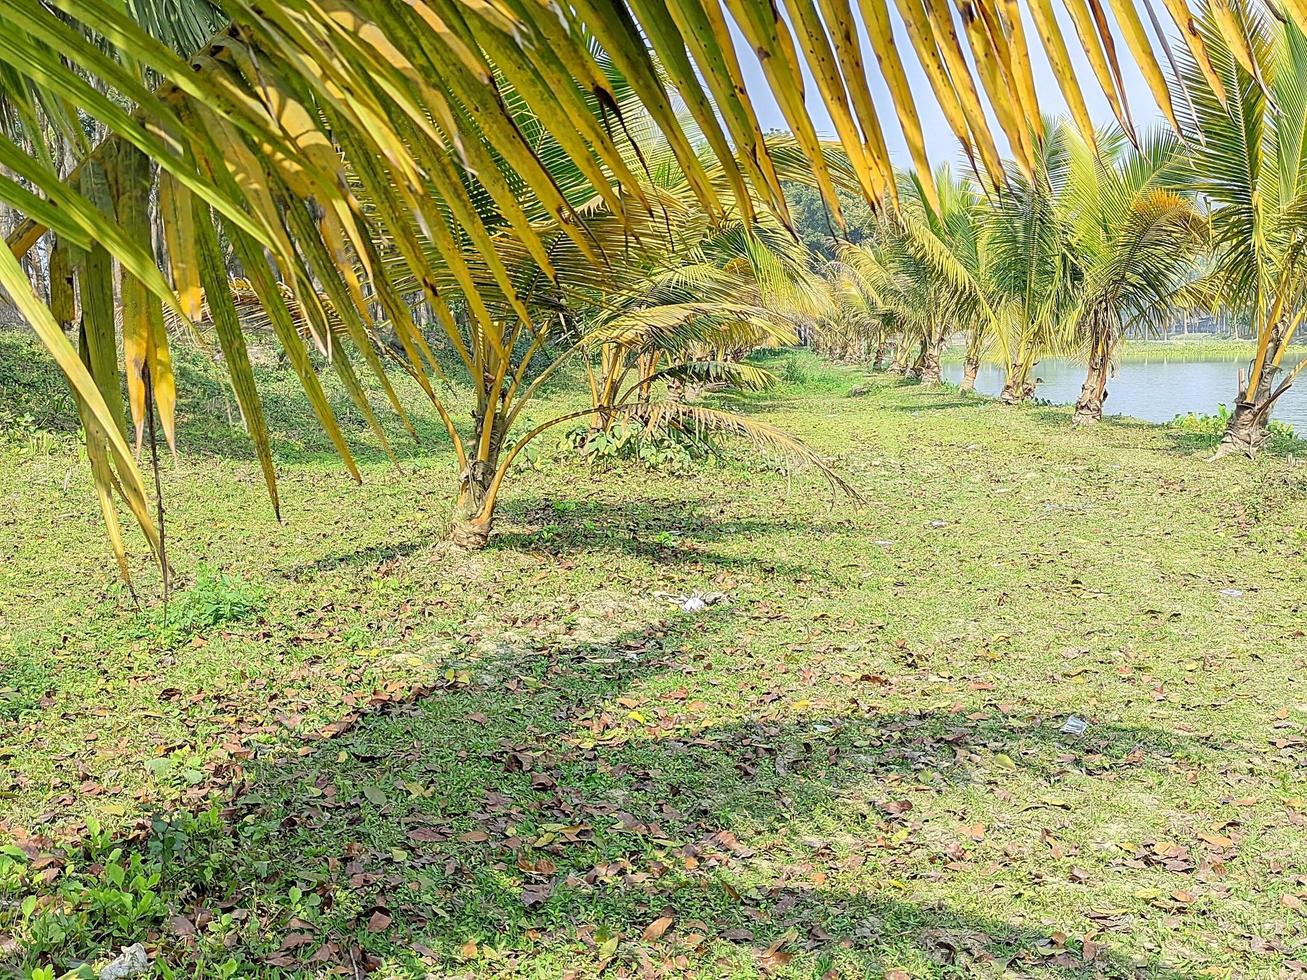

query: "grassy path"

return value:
[2, 352, 1305, 977]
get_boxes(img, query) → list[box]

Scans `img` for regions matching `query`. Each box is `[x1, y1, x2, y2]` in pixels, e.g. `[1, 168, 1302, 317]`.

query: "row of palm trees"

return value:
[817, 124, 1205, 425]
[813, 5, 1307, 450]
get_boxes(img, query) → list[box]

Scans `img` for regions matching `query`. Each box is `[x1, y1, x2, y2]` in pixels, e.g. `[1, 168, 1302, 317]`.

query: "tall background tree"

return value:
[1179, 0, 1307, 454]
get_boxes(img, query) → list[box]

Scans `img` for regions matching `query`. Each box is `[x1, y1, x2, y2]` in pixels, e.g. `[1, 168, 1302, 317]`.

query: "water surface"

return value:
[942, 351, 1307, 432]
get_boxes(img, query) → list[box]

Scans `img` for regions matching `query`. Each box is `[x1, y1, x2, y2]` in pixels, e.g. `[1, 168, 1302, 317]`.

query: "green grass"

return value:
[1114, 338, 1282, 362]
[944, 335, 1304, 364]
[2, 339, 1306, 978]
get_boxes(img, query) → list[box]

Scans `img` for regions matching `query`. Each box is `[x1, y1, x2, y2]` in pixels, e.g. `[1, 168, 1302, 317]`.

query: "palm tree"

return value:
[814, 258, 893, 363]
[833, 167, 991, 387]
[984, 124, 1079, 404]
[0, 3, 846, 562]
[1178, 0, 1307, 454]
[1059, 128, 1207, 423]
[580, 223, 813, 435]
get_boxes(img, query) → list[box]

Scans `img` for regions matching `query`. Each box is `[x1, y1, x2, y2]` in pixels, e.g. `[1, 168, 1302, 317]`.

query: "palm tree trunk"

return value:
[1215, 317, 1302, 457]
[872, 335, 888, 370]
[999, 364, 1023, 403]
[960, 354, 979, 392]
[1215, 365, 1279, 457]
[449, 413, 503, 549]
[907, 337, 927, 379]
[1074, 333, 1111, 424]
[999, 351, 1037, 404]
[889, 336, 910, 375]
[450, 459, 496, 549]
[919, 334, 944, 386]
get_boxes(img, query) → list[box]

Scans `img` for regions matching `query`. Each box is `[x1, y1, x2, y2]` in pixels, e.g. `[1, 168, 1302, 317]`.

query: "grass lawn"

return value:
[943, 336, 1306, 363]
[2, 341, 1306, 978]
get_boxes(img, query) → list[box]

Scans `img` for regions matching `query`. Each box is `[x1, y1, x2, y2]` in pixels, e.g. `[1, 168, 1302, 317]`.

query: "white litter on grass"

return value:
[657, 590, 727, 613]
[100, 944, 149, 980]
[1219, 588, 1244, 598]
[1060, 716, 1089, 736]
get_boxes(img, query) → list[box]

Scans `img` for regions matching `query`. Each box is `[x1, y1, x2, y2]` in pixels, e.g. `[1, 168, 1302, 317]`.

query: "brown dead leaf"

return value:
[406, 827, 446, 843]
[366, 909, 392, 933]
[521, 881, 553, 908]
[641, 915, 674, 942]
[759, 949, 792, 971]
[308, 942, 339, 964]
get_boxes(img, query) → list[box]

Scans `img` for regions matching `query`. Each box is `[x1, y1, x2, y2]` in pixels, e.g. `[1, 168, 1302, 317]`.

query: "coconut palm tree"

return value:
[0, 3, 845, 562]
[833, 167, 991, 387]
[813, 258, 893, 363]
[580, 224, 812, 436]
[983, 124, 1079, 404]
[1059, 128, 1207, 423]
[1178, 0, 1307, 454]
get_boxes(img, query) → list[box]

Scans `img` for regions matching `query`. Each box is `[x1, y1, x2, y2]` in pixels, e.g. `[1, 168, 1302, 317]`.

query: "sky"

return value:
[729, 2, 1164, 171]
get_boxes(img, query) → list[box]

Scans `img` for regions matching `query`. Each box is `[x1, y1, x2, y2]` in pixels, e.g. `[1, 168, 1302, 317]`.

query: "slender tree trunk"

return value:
[450, 457, 497, 549]
[450, 414, 502, 549]
[906, 337, 927, 380]
[960, 354, 979, 392]
[1218, 398, 1273, 456]
[1213, 316, 1299, 457]
[919, 334, 944, 386]
[1003, 347, 1035, 405]
[872, 335, 888, 370]
[1215, 366, 1280, 458]
[999, 359, 1036, 404]
[1073, 334, 1111, 425]
[889, 337, 910, 376]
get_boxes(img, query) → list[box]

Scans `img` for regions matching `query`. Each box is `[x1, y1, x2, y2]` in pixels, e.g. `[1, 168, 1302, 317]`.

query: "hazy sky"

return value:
[730, 2, 1165, 170]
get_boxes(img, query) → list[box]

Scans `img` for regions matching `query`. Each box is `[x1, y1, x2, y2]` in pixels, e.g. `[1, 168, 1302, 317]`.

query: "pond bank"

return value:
[941, 345, 1307, 433]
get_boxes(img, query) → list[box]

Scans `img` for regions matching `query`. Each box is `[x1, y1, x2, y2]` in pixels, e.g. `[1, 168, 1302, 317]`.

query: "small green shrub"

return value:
[0, 655, 48, 722]
[568, 420, 714, 474]
[780, 355, 810, 387]
[137, 564, 264, 646]
[0, 810, 245, 977]
[1171, 404, 1303, 453]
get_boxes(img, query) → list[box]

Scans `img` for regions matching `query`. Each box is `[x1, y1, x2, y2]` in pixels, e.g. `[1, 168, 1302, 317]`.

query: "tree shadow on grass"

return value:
[6, 610, 1218, 978]
[877, 394, 989, 414]
[284, 494, 855, 582]
[492, 495, 852, 580]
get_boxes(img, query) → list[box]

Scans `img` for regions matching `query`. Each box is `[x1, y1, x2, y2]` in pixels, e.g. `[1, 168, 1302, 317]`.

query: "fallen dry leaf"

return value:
[641, 915, 674, 942]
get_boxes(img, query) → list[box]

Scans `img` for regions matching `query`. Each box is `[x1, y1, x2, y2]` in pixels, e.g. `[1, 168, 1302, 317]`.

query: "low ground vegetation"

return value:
[2, 348, 1305, 978]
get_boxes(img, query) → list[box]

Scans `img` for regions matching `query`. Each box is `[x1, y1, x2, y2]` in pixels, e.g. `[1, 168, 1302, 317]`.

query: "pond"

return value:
[942, 350, 1307, 433]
